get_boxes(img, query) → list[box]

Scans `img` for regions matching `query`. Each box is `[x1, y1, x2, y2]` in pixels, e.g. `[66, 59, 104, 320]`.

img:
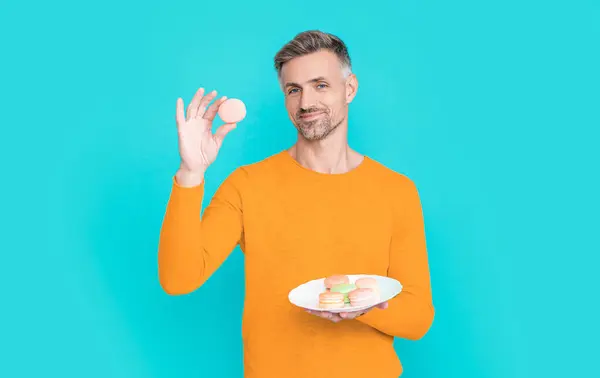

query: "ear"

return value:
[345, 73, 358, 104]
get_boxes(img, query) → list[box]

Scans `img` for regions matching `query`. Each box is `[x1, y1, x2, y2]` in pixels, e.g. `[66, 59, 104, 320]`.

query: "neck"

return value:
[288, 123, 363, 174]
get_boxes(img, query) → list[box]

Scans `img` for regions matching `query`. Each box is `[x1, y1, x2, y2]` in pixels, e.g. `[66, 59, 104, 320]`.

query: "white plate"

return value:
[288, 274, 403, 313]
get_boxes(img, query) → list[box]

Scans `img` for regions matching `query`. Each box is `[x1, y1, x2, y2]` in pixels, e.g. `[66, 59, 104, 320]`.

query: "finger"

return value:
[213, 123, 237, 144]
[342, 308, 371, 319]
[197, 89, 218, 118]
[330, 315, 343, 323]
[187, 87, 205, 120]
[340, 311, 360, 319]
[304, 309, 324, 316]
[176, 98, 185, 125]
[203, 96, 228, 121]
[320, 311, 341, 322]
[304, 309, 342, 322]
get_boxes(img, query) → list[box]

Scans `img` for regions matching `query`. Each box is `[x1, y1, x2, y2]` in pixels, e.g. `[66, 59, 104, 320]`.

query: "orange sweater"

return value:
[158, 150, 434, 378]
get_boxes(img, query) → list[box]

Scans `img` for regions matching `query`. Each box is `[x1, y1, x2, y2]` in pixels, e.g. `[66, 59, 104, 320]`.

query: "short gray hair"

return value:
[273, 30, 352, 83]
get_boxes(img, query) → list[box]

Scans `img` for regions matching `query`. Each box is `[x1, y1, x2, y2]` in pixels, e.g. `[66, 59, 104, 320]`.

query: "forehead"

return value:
[280, 50, 345, 84]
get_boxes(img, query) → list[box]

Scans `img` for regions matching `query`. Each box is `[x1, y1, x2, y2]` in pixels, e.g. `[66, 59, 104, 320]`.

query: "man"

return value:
[158, 30, 434, 378]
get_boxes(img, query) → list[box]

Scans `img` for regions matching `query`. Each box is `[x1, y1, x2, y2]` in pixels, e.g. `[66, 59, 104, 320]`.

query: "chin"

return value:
[301, 133, 328, 142]
[297, 118, 343, 141]
[298, 126, 333, 141]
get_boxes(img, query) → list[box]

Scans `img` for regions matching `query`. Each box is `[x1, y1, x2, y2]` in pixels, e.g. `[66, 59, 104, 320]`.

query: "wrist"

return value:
[175, 167, 206, 187]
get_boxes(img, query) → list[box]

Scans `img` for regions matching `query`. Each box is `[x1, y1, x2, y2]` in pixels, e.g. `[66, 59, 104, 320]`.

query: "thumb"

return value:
[214, 122, 237, 143]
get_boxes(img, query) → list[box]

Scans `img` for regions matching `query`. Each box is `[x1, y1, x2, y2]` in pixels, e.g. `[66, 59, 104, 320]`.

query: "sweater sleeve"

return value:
[356, 177, 435, 340]
[158, 167, 246, 295]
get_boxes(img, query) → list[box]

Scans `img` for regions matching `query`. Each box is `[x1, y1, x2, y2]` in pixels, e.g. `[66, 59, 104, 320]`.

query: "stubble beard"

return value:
[296, 113, 344, 141]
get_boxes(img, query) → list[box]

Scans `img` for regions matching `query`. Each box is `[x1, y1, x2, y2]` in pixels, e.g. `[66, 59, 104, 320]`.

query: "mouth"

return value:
[299, 111, 325, 121]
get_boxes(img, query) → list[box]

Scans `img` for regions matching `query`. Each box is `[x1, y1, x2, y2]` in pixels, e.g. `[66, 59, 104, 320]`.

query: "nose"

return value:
[300, 89, 316, 111]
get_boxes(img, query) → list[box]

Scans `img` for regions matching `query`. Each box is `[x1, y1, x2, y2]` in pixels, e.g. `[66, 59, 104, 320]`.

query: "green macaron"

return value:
[330, 283, 357, 304]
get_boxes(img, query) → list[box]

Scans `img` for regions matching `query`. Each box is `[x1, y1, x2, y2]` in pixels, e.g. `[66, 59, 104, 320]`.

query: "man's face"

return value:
[280, 50, 357, 141]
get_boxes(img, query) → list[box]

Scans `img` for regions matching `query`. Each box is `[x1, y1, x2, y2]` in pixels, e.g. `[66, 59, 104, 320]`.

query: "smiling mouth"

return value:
[299, 112, 324, 120]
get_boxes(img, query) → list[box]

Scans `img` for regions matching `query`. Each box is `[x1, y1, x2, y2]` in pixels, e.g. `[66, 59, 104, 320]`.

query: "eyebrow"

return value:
[284, 76, 328, 88]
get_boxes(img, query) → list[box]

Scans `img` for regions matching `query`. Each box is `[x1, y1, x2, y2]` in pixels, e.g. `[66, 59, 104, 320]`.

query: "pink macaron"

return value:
[348, 288, 378, 307]
[355, 277, 380, 296]
[218, 98, 246, 123]
[318, 291, 345, 309]
[324, 275, 349, 291]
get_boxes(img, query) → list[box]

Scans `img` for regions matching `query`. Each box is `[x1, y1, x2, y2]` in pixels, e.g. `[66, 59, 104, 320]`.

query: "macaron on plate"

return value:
[288, 274, 402, 313]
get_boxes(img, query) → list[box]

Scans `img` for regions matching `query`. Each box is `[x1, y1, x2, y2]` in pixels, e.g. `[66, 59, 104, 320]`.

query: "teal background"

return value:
[2, 0, 598, 377]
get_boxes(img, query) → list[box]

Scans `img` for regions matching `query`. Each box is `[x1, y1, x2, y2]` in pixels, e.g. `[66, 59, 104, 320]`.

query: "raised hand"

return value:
[174, 88, 238, 186]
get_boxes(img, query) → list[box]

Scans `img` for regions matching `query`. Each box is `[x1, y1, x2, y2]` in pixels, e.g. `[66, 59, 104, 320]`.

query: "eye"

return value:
[317, 83, 328, 89]
[287, 88, 299, 95]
